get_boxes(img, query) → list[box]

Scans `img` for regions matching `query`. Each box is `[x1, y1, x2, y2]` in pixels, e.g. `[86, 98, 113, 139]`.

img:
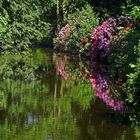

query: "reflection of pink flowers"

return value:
[89, 76, 124, 111]
[56, 57, 69, 80]
[56, 55, 125, 111]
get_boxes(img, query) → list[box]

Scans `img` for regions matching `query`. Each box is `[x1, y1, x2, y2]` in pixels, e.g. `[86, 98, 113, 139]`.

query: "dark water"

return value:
[0, 49, 137, 140]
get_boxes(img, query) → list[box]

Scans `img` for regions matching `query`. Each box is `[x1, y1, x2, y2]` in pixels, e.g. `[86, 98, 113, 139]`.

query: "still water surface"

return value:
[0, 49, 137, 140]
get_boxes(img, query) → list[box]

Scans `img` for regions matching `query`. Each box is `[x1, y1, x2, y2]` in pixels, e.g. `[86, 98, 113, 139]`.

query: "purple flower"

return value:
[90, 16, 131, 60]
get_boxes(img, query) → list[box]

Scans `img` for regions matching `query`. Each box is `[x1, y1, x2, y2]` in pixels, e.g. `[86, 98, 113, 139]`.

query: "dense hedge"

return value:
[0, 0, 56, 52]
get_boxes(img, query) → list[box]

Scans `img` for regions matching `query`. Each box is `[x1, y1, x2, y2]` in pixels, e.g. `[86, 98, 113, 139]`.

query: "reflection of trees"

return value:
[0, 78, 94, 139]
[0, 49, 137, 140]
[0, 49, 95, 140]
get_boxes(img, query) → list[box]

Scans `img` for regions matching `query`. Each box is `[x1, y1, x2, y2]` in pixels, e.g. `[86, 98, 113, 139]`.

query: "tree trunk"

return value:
[57, 0, 68, 30]
[62, 0, 67, 22]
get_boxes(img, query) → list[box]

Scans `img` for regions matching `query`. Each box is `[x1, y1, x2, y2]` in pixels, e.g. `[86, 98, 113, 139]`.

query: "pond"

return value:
[0, 49, 137, 140]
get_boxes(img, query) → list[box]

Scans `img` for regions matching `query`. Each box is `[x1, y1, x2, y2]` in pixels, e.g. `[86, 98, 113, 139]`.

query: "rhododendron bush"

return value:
[90, 16, 132, 61]
[55, 15, 132, 63]
[54, 4, 99, 52]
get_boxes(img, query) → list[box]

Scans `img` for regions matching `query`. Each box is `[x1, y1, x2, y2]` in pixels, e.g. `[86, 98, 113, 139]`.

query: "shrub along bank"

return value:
[0, 0, 140, 110]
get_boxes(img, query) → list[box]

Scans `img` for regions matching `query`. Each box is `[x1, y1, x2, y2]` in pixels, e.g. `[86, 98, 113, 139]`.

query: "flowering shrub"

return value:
[54, 4, 99, 53]
[55, 24, 74, 48]
[90, 16, 131, 61]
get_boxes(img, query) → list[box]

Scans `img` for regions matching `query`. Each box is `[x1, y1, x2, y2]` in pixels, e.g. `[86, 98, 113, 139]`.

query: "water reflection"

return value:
[0, 49, 137, 140]
[88, 66, 124, 111]
[56, 55, 124, 110]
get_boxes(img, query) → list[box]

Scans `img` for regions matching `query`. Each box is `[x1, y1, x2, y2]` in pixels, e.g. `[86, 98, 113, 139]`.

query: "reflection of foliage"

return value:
[135, 126, 140, 140]
[56, 55, 69, 80]
[56, 54, 125, 111]
[56, 55, 95, 112]
[0, 49, 53, 80]
[0, 50, 35, 79]
[0, 51, 39, 78]
[0, 77, 94, 140]
[68, 81, 94, 110]
[0, 49, 138, 139]
[0, 50, 96, 140]
[0, 91, 6, 108]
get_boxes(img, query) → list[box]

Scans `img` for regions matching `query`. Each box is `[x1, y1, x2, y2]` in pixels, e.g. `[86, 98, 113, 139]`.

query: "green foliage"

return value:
[122, 4, 140, 30]
[55, 4, 99, 53]
[68, 4, 99, 37]
[108, 26, 140, 107]
[0, 9, 9, 33]
[130, 6, 140, 21]
[89, 0, 127, 18]
[0, 0, 52, 52]
[108, 28, 140, 79]
[0, 50, 34, 79]
[125, 40, 140, 104]
[68, 4, 99, 51]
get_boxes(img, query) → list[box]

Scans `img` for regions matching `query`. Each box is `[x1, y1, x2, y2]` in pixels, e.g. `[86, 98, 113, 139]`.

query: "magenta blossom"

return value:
[90, 16, 131, 60]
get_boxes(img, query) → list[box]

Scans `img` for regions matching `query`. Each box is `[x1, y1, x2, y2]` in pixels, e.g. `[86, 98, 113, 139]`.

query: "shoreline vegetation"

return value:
[0, 0, 140, 101]
[0, 2, 140, 83]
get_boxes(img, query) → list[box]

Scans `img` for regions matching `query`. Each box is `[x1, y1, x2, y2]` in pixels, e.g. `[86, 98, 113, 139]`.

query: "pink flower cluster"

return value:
[56, 57, 69, 80]
[57, 24, 72, 45]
